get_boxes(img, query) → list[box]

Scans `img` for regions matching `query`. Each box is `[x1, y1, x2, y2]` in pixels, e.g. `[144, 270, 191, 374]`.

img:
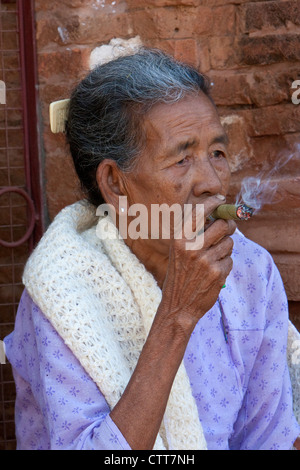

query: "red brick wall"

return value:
[34, 0, 300, 324]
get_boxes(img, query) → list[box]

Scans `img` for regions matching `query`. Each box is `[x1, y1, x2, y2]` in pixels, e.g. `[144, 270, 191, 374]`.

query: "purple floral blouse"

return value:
[4, 231, 300, 450]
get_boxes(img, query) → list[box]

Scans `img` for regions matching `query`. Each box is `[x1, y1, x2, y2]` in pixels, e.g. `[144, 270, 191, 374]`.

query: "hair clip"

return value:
[49, 99, 70, 133]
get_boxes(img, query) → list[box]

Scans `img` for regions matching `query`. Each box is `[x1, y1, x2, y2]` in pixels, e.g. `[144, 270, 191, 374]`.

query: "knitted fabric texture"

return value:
[23, 201, 207, 450]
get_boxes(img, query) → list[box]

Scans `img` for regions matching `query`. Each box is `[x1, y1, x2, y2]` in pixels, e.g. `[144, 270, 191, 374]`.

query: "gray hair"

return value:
[66, 48, 212, 206]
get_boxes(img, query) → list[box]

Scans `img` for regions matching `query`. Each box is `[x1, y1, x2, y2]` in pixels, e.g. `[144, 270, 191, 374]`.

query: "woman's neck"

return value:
[125, 238, 169, 289]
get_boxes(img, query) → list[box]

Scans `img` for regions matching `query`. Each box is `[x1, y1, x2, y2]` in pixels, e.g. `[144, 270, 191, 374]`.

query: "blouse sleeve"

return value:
[229, 260, 300, 450]
[4, 289, 131, 450]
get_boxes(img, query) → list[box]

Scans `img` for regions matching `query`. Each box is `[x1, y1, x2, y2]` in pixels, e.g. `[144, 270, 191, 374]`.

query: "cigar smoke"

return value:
[236, 145, 299, 213]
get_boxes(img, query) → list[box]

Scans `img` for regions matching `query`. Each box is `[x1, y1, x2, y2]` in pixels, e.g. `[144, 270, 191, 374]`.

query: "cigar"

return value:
[211, 204, 254, 221]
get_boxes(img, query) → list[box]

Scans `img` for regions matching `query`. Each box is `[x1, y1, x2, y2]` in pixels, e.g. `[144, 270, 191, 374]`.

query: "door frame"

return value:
[18, 0, 44, 247]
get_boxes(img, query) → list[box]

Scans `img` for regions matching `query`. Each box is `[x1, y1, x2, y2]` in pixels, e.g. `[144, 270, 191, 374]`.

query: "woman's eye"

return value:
[211, 150, 226, 160]
[176, 156, 188, 166]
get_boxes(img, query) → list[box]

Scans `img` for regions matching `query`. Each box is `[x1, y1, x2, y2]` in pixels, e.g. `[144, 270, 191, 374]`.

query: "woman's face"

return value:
[121, 92, 231, 248]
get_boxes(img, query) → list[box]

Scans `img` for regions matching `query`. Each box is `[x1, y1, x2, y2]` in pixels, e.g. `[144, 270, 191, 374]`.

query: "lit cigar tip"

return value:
[236, 204, 254, 220]
[211, 204, 254, 221]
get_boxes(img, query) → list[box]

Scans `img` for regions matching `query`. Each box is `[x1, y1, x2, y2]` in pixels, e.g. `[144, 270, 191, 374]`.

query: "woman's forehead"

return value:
[142, 94, 226, 155]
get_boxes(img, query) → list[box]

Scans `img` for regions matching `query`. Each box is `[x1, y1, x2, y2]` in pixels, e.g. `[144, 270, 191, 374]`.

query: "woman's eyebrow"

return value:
[166, 138, 198, 157]
[177, 139, 198, 153]
[211, 134, 229, 146]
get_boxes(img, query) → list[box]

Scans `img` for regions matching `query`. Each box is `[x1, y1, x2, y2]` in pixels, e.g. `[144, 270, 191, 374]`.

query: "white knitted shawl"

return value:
[23, 201, 300, 449]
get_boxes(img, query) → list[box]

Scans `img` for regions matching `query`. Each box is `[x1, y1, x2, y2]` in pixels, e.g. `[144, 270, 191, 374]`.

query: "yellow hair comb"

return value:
[49, 99, 70, 133]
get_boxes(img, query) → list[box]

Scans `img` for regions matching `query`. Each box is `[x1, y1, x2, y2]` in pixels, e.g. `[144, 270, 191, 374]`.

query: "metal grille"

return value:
[0, 0, 23, 450]
[0, 0, 41, 450]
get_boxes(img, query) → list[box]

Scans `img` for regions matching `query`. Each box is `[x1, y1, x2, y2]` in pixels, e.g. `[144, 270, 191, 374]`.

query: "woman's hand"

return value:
[159, 195, 236, 334]
[111, 196, 236, 449]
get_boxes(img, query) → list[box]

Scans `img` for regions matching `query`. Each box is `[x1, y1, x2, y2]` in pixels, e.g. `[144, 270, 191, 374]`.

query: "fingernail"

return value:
[216, 194, 226, 201]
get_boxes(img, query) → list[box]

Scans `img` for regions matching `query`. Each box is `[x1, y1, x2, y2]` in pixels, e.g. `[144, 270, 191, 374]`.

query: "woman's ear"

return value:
[96, 160, 127, 214]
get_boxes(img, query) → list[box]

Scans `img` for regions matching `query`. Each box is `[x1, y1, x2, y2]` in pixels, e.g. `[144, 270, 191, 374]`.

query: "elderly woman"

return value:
[4, 48, 300, 450]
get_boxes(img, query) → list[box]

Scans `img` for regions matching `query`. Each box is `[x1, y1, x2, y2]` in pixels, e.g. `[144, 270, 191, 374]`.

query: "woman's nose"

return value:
[192, 157, 223, 197]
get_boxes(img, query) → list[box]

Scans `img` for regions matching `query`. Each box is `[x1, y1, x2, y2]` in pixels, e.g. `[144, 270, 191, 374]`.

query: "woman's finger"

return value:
[208, 235, 234, 262]
[183, 195, 229, 249]
[203, 219, 236, 248]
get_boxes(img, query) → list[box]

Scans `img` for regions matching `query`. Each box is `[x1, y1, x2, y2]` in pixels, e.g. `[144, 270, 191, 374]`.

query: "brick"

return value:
[209, 36, 239, 69]
[35, 15, 60, 49]
[239, 34, 300, 66]
[271, 175, 300, 213]
[197, 38, 211, 73]
[209, 67, 299, 107]
[211, 5, 236, 36]
[210, 71, 252, 106]
[208, 0, 251, 3]
[241, 104, 300, 137]
[272, 254, 300, 300]
[239, 218, 300, 255]
[212, 67, 299, 107]
[248, 68, 298, 107]
[243, 0, 300, 34]
[131, 6, 213, 39]
[288, 302, 300, 331]
[65, 12, 131, 45]
[211, 66, 299, 107]
[39, 83, 75, 108]
[150, 36, 210, 70]
[148, 38, 176, 56]
[44, 140, 81, 220]
[37, 47, 91, 83]
[37, 9, 131, 48]
[228, 169, 300, 221]
[229, 169, 300, 225]
[285, 132, 300, 153]
[174, 39, 198, 66]
[219, 114, 254, 173]
[149, 37, 205, 69]
[250, 135, 298, 171]
[35, 0, 100, 11]
[127, 0, 200, 7]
